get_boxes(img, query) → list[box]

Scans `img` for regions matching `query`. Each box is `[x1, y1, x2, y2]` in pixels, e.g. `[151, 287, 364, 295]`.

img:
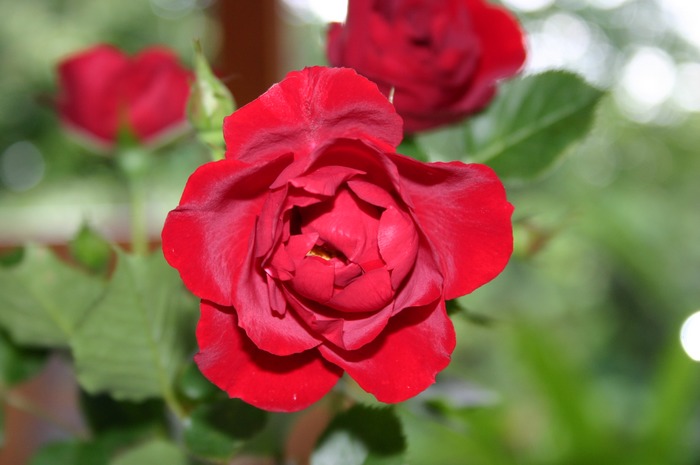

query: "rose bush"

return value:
[162, 66, 513, 412]
[327, 0, 526, 133]
[57, 44, 192, 149]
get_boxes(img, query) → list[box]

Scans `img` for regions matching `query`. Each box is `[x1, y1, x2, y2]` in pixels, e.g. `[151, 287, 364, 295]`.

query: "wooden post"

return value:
[216, 0, 280, 106]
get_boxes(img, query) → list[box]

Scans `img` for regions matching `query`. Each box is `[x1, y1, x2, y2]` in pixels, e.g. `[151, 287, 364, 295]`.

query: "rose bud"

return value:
[57, 44, 192, 150]
[162, 66, 513, 412]
[327, 0, 527, 133]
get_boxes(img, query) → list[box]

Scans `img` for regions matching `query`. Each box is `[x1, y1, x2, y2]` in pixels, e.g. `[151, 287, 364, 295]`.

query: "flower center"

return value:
[306, 244, 338, 261]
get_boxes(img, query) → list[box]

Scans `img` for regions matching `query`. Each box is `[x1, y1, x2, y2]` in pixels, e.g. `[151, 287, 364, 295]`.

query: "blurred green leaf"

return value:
[176, 360, 218, 403]
[109, 439, 186, 465]
[30, 428, 153, 465]
[464, 71, 604, 181]
[69, 224, 113, 275]
[631, 336, 700, 465]
[29, 441, 85, 465]
[0, 247, 24, 268]
[79, 391, 167, 435]
[397, 407, 491, 465]
[184, 398, 267, 460]
[312, 405, 406, 465]
[72, 249, 197, 401]
[511, 322, 617, 464]
[397, 136, 429, 163]
[0, 330, 47, 386]
[0, 245, 105, 348]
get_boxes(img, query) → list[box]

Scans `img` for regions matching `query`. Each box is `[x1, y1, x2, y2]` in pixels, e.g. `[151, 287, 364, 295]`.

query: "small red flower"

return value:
[162, 66, 513, 412]
[57, 44, 192, 149]
[327, 0, 526, 133]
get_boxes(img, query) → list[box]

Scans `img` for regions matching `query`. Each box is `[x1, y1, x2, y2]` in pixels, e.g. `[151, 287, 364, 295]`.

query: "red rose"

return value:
[162, 67, 513, 412]
[57, 44, 192, 149]
[327, 0, 526, 133]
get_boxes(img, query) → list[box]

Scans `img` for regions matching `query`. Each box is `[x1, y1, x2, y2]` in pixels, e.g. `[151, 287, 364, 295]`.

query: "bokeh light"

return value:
[680, 311, 700, 361]
[0, 141, 45, 192]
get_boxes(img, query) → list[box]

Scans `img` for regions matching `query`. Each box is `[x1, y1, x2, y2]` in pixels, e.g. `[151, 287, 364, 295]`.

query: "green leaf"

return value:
[0, 330, 48, 386]
[79, 391, 168, 435]
[72, 250, 197, 401]
[29, 429, 151, 465]
[397, 136, 429, 162]
[70, 224, 113, 275]
[30, 441, 84, 465]
[184, 398, 268, 460]
[631, 336, 700, 465]
[0, 245, 106, 348]
[110, 439, 186, 465]
[176, 360, 219, 403]
[0, 247, 24, 267]
[463, 71, 605, 181]
[311, 405, 406, 465]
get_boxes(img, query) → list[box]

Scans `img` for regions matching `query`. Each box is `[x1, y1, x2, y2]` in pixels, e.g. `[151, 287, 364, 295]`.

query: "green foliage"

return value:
[71, 249, 197, 401]
[109, 439, 186, 465]
[176, 360, 219, 403]
[0, 330, 47, 387]
[311, 405, 406, 465]
[463, 71, 605, 181]
[79, 391, 168, 435]
[29, 428, 156, 465]
[184, 398, 268, 460]
[0, 245, 106, 348]
[69, 224, 113, 275]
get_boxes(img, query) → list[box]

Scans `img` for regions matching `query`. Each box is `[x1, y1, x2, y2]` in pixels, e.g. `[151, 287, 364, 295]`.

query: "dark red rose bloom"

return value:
[57, 44, 192, 149]
[327, 0, 526, 133]
[162, 66, 513, 412]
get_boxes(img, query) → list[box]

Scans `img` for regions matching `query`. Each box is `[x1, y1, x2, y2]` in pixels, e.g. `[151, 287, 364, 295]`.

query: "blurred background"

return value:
[0, 0, 699, 463]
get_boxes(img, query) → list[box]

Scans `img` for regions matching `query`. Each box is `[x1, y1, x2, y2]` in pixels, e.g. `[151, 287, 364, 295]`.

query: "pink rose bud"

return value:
[57, 44, 192, 150]
[162, 67, 513, 412]
[327, 0, 527, 133]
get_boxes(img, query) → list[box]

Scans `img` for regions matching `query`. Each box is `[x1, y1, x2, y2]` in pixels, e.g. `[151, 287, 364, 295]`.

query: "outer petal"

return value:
[444, 0, 526, 117]
[196, 301, 343, 412]
[57, 44, 128, 145]
[223, 67, 403, 163]
[162, 154, 292, 305]
[391, 153, 513, 299]
[467, 0, 526, 90]
[124, 47, 192, 142]
[318, 299, 455, 403]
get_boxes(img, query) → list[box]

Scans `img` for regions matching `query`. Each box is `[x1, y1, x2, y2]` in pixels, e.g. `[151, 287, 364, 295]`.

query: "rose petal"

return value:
[467, 0, 526, 100]
[196, 301, 343, 412]
[236, 228, 323, 356]
[318, 299, 455, 403]
[300, 188, 381, 264]
[162, 155, 292, 306]
[223, 67, 403, 163]
[393, 241, 443, 313]
[282, 289, 395, 351]
[377, 205, 419, 288]
[291, 257, 336, 303]
[123, 47, 192, 142]
[390, 153, 513, 298]
[326, 267, 393, 313]
[290, 165, 365, 196]
[57, 44, 127, 145]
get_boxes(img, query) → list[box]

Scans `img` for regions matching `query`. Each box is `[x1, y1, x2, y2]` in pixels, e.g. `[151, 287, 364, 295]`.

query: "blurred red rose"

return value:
[327, 0, 526, 133]
[57, 44, 192, 149]
[162, 66, 513, 412]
